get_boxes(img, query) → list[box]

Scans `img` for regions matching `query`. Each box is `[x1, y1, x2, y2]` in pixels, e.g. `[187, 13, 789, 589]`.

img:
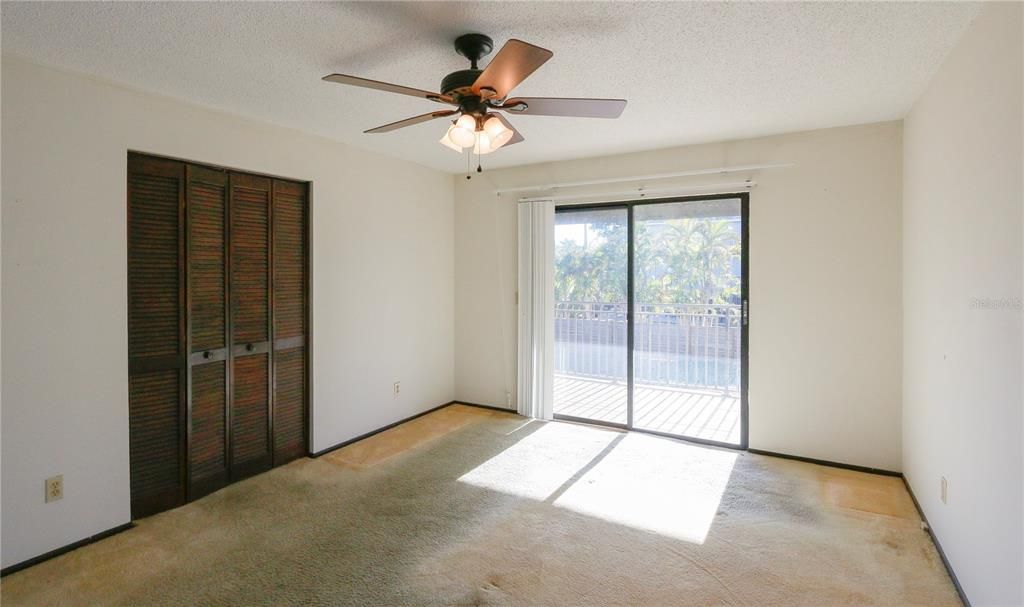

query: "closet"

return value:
[127, 152, 308, 519]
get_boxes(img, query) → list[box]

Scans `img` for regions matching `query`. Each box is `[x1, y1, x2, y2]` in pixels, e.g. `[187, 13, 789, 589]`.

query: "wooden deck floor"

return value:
[553, 375, 741, 445]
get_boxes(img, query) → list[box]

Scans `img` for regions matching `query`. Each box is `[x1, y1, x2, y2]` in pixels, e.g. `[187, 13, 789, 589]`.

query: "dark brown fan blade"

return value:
[323, 74, 454, 105]
[472, 39, 552, 100]
[498, 97, 627, 118]
[492, 113, 524, 146]
[364, 110, 458, 133]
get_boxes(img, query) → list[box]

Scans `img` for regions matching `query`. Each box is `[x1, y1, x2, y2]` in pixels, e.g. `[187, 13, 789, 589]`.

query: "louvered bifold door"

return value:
[272, 179, 308, 463]
[187, 165, 230, 499]
[229, 173, 273, 479]
[128, 153, 186, 519]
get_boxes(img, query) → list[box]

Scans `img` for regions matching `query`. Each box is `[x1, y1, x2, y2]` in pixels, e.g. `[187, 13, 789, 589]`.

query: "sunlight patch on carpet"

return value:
[458, 421, 736, 543]
[458, 422, 619, 500]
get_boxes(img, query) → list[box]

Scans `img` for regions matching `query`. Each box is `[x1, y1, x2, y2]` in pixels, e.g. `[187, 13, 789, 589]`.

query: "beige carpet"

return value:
[1, 404, 960, 606]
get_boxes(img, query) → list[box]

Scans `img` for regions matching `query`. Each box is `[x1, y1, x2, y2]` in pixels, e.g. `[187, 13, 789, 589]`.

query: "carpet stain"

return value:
[818, 466, 918, 520]
[0, 406, 961, 606]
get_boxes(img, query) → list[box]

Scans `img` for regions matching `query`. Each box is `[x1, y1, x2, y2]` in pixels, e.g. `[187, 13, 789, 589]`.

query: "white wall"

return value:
[902, 4, 1023, 605]
[0, 57, 455, 568]
[455, 121, 903, 471]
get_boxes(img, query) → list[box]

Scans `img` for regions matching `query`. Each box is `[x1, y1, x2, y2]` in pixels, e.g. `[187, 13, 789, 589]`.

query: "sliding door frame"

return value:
[553, 192, 749, 451]
[552, 204, 631, 430]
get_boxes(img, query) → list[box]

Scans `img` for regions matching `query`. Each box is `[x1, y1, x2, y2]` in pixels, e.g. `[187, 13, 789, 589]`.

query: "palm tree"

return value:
[556, 217, 739, 306]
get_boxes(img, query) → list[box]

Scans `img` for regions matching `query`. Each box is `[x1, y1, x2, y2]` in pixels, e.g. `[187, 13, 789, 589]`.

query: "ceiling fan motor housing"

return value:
[440, 69, 482, 98]
[443, 33, 495, 100]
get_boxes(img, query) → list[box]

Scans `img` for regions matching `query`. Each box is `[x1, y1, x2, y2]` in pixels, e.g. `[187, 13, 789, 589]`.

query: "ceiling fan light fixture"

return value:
[439, 125, 463, 152]
[473, 131, 497, 155]
[448, 114, 478, 148]
[483, 115, 514, 149]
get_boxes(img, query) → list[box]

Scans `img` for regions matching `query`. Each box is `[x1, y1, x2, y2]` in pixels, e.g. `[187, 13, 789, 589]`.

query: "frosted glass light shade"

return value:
[439, 126, 463, 152]
[439, 114, 513, 154]
[483, 115, 514, 149]
[473, 131, 498, 155]
[448, 114, 477, 148]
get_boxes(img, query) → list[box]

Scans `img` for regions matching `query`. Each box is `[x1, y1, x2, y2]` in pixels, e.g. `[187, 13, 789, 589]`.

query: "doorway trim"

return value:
[552, 192, 749, 450]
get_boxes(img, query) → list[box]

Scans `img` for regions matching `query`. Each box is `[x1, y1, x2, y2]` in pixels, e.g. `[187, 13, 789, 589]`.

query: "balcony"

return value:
[554, 301, 742, 445]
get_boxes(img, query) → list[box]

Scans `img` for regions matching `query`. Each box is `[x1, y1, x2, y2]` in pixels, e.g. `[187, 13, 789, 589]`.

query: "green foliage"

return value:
[553, 220, 627, 302]
[555, 217, 740, 305]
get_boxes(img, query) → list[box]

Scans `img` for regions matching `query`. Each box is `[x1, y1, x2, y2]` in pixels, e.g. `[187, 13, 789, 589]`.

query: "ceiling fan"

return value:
[322, 33, 627, 159]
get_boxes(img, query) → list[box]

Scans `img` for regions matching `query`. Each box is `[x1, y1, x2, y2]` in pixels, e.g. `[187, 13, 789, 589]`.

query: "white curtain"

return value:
[516, 199, 555, 419]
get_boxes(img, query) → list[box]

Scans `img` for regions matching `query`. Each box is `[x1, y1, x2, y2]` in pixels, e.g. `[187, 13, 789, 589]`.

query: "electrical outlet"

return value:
[45, 475, 63, 503]
[394, 381, 401, 396]
[940, 476, 948, 504]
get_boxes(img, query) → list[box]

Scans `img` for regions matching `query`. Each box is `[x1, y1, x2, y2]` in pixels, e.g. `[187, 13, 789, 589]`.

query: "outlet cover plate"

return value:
[45, 475, 63, 503]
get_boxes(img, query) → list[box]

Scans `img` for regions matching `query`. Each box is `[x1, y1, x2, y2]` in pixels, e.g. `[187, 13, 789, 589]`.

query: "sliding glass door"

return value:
[632, 198, 745, 445]
[552, 195, 748, 448]
[553, 208, 628, 425]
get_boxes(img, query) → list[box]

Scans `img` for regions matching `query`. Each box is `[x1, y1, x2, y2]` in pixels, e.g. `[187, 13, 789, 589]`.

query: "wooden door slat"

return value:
[189, 172, 227, 353]
[229, 174, 272, 474]
[272, 179, 308, 461]
[187, 165, 230, 498]
[232, 353, 270, 465]
[127, 153, 185, 519]
[190, 361, 227, 483]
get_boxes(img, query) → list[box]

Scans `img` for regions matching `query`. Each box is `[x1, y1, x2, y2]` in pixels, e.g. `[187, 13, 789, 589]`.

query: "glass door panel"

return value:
[553, 207, 629, 425]
[632, 198, 744, 445]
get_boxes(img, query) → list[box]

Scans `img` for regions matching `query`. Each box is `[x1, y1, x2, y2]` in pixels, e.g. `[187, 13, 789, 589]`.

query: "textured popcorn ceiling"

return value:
[1, 1, 979, 173]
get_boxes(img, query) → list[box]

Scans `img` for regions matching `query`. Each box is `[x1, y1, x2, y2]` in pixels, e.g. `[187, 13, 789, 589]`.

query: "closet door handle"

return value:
[203, 350, 212, 360]
[245, 343, 255, 352]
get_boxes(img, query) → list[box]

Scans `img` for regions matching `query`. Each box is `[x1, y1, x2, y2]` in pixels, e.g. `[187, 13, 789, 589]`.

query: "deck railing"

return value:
[554, 301, 741, 391]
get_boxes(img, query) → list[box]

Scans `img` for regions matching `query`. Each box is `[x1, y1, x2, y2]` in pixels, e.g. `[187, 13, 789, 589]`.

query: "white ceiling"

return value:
[2, 1, 979, 173]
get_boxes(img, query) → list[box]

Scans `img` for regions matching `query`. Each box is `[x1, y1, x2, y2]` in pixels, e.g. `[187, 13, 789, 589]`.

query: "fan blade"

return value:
[492, 113, 524, 146]
[498, 97, 627, 118]
[472, 39, 552, 100]
[364, 110, 458, 134]
[323, 74, 454, 105]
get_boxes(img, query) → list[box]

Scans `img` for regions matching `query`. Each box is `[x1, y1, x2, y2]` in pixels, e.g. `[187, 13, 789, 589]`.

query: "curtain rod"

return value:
[518, 180, 756, 204]
[496, 162, 790, 195]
